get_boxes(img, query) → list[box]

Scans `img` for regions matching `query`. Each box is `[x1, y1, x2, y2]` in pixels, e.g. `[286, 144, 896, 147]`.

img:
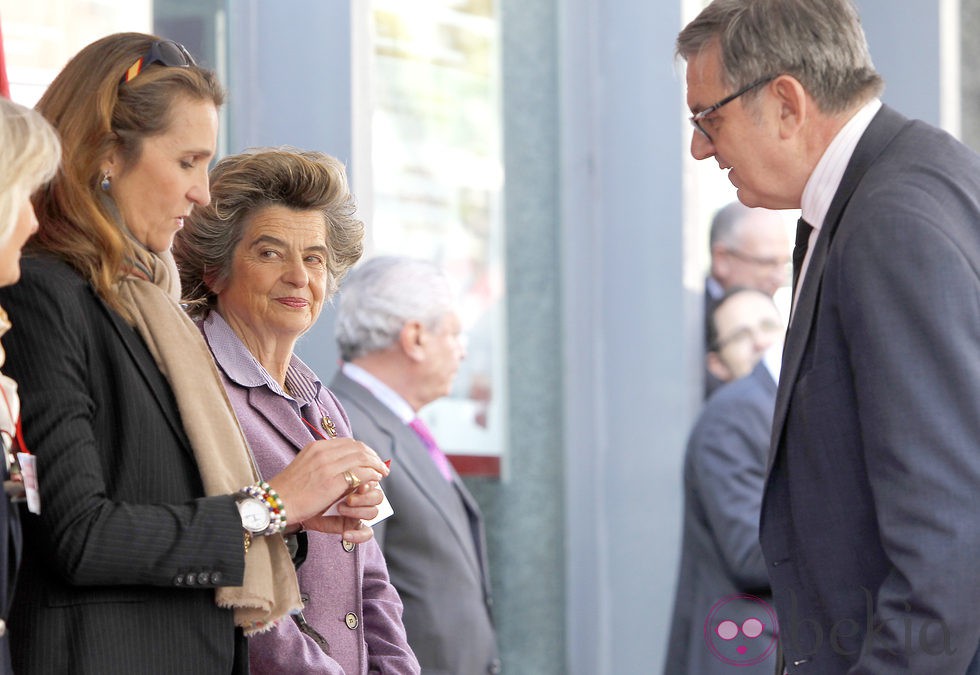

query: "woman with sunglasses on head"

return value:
[0, 33, 389, 674]
[0, 96, 61, 674]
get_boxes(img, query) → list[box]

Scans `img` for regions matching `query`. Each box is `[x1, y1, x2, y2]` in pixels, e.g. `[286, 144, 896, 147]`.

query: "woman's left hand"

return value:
[299, 482, 384, 542]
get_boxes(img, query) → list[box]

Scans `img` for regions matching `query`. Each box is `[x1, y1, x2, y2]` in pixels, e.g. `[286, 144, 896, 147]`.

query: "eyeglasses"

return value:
[689, 74, 777, 143]
[714, 318, 783, 351]
[121, 40, 196, 85]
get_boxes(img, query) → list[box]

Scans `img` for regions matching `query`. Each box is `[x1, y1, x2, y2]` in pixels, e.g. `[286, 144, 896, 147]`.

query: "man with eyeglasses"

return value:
[678, 1, 980, 673]
[706, 287, 783, 386]
[704, 202, 790, 396]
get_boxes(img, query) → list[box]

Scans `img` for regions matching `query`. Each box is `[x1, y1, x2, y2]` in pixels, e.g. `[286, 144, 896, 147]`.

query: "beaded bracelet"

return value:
[242, 482, 288, 536]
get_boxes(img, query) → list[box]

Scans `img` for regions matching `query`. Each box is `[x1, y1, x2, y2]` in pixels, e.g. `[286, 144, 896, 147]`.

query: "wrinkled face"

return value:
[713, 216, 791, 296]
[686, 43, 786, 208]
[709, 291, 784, 382]
[417, 311, 466, 406]
[214, 205, 329, 348]
[106, 97, 218, 252]
[0, 194, 41, 287]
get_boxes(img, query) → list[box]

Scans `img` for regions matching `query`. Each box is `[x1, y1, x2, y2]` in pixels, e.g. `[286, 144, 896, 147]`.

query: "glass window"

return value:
[355, 0, 507, 474]
[0, 1, 151, 106]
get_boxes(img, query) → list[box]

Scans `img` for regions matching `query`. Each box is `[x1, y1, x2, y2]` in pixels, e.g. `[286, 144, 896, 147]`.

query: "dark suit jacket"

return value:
[760, 105, 980, 674]
[0, 255, 247, 674]
[330, 371, 501, 675]
[0, 462, 19, 674]
[703, 281, 726, 399]
[666, 361, 778, 674]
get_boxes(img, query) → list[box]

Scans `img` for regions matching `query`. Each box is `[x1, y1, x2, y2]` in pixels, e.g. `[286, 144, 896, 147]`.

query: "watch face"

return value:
[238, 497, 271, 533]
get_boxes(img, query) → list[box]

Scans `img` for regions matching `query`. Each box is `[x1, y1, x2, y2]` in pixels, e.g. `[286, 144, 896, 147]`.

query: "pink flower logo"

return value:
[704, 594, 779, 666]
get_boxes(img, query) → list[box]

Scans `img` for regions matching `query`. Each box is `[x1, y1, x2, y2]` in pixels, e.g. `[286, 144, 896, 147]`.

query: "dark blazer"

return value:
[0, 462, 19, 674]
[0, 256, 247, 675]
[703, 281, 725, 399]
[330, 371, 501, 675]
[665, 361, 778, 675]
[760, 105, 980, 674]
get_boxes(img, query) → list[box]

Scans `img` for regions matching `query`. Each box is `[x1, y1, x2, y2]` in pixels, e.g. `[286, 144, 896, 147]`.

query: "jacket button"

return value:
[488, 659, 502, 674]
[185, 573, 196, 586]
[197, 572, 211, 585]
[345, 612, 359, 630]
[210, 571, 223, 585]
[174, 574, 185, 586]
[0, 619, 6, 637]
[342, 540, 355, 552]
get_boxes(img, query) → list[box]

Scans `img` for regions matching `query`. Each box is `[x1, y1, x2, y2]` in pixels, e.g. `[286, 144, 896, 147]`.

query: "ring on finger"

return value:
[343, 469, 362, 491]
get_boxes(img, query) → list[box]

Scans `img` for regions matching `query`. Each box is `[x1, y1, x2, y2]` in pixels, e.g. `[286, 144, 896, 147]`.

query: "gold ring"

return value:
[343, 470, 361, 491]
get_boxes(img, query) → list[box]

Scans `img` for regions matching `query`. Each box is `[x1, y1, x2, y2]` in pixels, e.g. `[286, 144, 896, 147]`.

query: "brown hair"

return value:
[174, 148, 364, 319]
[30, 32, 225, 315]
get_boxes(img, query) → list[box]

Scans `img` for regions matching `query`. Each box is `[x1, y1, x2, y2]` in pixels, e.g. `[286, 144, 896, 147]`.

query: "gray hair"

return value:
[0, 98, 61, 244]
[676, 0, 883, 115]
[174, 147, 363, 319]
[709, 201, 754, 249]
[335, 256, 455, 361]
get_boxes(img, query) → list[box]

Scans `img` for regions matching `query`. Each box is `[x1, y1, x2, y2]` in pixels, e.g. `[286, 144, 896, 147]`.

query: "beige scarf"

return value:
[116, 246, 301, 635]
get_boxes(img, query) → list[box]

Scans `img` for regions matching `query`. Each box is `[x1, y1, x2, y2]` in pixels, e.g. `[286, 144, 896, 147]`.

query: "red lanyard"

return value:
[0, 379, 29, 459]
[302, 416, 327, 440]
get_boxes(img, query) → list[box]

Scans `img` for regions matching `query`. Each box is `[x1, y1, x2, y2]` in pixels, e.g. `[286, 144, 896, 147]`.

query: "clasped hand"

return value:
[267, 437, 388, 544]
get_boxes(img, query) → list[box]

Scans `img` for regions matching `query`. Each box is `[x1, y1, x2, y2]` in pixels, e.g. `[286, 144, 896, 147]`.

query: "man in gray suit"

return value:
[666, 318, 783, 674]
[331, 256, 501, 675]
[678, 1, 980, 673]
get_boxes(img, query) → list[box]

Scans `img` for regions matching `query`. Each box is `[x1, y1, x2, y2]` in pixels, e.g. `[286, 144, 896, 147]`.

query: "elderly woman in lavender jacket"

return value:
[173, 148, 419, 674]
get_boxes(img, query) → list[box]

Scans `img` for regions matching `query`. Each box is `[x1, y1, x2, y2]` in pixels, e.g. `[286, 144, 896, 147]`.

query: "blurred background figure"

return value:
[704, 203, 790, 397]
[331, 256, 502, 675]
[0, 96, 61, 673]
[665, 332, 784, 674]
[705, 288, 783, 388]
[174, 149, 419, 674]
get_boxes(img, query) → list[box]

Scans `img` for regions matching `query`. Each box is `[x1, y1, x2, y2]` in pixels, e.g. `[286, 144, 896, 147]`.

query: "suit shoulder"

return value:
[0, 254, 97, 323]
[14, 254, 91, 300]
[703, 369, 773, 415]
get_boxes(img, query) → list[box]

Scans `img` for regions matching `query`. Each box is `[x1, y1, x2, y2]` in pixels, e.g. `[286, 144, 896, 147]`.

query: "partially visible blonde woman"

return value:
[0, 95, 61, 673]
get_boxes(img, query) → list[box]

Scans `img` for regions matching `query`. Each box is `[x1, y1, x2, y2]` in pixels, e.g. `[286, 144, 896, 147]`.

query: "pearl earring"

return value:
[100, 172, 111, 192]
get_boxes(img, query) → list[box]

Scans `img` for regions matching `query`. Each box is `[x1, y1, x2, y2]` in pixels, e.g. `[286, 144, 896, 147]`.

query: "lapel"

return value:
[768, 106, 911, 473]
[332, 372, 485, 581]
[245, 385, 317, 452]
[96, 293, 193, 456]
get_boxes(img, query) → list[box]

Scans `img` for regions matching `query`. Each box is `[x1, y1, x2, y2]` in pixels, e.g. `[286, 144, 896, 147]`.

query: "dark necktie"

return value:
[408, 417, 454, 482]
[792, 218, 813, 296]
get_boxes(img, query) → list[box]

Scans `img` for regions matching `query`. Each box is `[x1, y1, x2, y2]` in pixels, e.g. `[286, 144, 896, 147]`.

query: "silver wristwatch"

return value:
[235, 493, 272, 534]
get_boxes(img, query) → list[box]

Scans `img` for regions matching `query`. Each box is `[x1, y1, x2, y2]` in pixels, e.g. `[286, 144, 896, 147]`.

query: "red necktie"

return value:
[408, 418, 454, 482]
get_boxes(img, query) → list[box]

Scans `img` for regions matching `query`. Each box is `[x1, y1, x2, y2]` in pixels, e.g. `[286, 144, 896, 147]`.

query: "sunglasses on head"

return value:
[121, 40, 196, 84]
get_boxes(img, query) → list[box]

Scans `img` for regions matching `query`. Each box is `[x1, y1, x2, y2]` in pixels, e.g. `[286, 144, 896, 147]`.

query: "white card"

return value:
[322, 486, 394, 527]
[17, 452, 41, 514]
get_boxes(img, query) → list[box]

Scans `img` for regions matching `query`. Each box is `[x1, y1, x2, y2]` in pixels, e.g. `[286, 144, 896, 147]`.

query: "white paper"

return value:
[322, 486, 393, 527]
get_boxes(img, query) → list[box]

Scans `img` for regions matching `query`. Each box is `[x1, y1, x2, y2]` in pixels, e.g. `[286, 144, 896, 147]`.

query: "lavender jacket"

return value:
[202, 313, 419, 675]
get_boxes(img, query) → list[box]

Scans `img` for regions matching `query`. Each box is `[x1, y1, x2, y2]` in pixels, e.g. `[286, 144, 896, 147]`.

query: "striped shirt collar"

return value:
[800, 98, 882, 231]
[202, 310, 321, 406]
